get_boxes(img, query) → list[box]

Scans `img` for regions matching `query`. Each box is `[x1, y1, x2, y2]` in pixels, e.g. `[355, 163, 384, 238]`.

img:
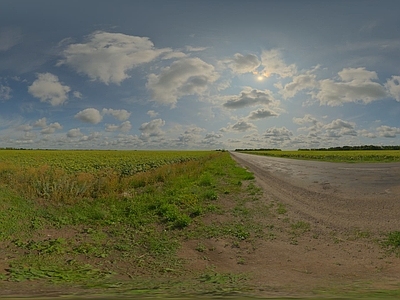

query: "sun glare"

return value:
[257, 75, 264, 81]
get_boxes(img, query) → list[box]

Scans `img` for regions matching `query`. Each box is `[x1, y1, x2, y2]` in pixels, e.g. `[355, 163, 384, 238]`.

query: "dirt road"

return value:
[230, 151, 400, 233]
[224, 151, 400, 295]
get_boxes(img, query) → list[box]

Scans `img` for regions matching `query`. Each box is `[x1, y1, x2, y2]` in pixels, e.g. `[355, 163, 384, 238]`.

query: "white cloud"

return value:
[0, 27, 22, 51]
[67, 128, 83, 138]
[32, 117, 48, 128]
[358, 129, 377, 138]
[222, 88, 275, 109]
[139, 118, 165, 140]
[31, 118, 62, 134]
[58, 31, 168, 85]
[260, 49, 297, 78]
[221, 120, 257, 132]
[227, 53, 260, 74]
[323, 119, 357, 137]
[147, 57, 219, 106]
[204, 132, 223, 139]
[293, 114, 322, 127]
[105, 121, 132, 132]
[75, 108, 103, 124]
[41, 122, 62, 134]
[247, 108, 278, 120]
[281, 73, 317, 99]
[377, 125, 400, 138]
[28, 73, 71, 106]
[102, 108, 131, 121]
[176, 126, 205, 145]
[0, 84, 12, 100]
[385, 76, 400, 101]
[264, 127, 293, 141]
[185, 46, 207, 52]
[18, 124, 33, 132]
[315, 68, 387, 106]
[147, 110, 159, 118]
[162, 51, 186, 60]
[73, 91, 83, 98]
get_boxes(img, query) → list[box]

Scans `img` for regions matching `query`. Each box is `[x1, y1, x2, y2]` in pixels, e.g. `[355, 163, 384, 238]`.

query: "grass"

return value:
[1, 150, 400, 299]
[0, 150, 261, 296]
[238, 150, 400, 163]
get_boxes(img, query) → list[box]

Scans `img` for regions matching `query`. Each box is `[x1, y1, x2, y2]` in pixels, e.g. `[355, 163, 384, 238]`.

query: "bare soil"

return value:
[178, 152, 400, 297]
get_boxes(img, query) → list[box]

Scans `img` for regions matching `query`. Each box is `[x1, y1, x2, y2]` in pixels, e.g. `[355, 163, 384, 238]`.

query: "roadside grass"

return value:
[238, 150, 400, 163]
[381, 231, 400, 256]
[0, 151, 263, 295]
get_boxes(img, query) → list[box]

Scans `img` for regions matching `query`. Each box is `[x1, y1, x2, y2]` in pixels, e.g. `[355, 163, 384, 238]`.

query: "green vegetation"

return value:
[238, 149, 400, 163]
[0, 150, 259, 295]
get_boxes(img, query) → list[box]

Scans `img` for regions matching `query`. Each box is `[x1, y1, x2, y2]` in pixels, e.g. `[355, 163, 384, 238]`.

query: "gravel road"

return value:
[230, 151, 400, 232]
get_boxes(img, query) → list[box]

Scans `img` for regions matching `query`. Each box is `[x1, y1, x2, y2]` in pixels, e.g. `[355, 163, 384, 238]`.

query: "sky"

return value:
[1, 0, 400, 150]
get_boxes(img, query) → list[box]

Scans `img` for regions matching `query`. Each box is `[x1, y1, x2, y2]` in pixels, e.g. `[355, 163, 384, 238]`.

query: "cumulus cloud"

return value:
[28, 73, 71, 106]
[31, 117, 62, 134]
[41, 122, 62, 134]
[18, 124, 33, 132]
[102, 108, 131, 121]
[226, 53, 260, 74]
[281, 73, 317, 99]
[67, 128, 83, 138]
[58, 31, 168, 85]
[264, 126, 293, 141]
[147, 110, 159, 118]
[293, 114, 322, 127]
[260, 49, 297, 78]
[315, 68, 387, 106]
[247, 108, 278, 120]
[0, 84, 12, 100]
[385, 76, 400, 101]
[176, 126, 206, 145]
[139, 118, 165, 140]
[221, 120, 257, 132]
[73, 91, 83, 98]
[358, 129, 377, 138]
[0, 27, 22, 51]
[222, 88, 275, 109]
[377, 125, 400, 138]
[75, 108, 103, 124]
[147, 57, 219, 106]
[105, 121, 132, 132]
[323, 119, 357, 137]
[204, 132, 223, 139]
[32, 117, 48, 128]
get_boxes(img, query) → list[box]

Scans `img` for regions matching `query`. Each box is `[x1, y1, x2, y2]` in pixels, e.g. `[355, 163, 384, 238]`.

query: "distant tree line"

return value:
[234, 148, 282, 152]
[298, 145, 400, 151]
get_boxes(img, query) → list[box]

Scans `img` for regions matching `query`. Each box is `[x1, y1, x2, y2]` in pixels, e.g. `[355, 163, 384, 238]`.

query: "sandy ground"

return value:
[222, 152, 400, 295]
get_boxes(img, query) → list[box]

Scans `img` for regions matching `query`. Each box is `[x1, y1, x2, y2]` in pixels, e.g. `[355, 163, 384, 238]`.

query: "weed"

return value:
[276, 203, 287, 214]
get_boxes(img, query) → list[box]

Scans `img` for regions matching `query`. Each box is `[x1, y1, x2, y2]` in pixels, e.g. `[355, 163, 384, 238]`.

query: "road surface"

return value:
[230, 151, 400, 232]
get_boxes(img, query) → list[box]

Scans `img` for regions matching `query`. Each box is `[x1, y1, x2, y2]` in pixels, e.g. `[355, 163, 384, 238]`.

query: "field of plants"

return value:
[0, 150, 209, 174]
[238, 150, 400, 163]
[0, 149, 260, 296]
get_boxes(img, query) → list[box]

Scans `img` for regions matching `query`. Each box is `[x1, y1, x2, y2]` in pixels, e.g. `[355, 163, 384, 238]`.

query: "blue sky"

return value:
[1, 0, 400, 149]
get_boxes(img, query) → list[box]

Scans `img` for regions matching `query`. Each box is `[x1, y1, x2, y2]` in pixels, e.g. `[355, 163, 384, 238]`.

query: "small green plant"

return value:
[382, 231, 400, 253]
[276, 203, 287, 214]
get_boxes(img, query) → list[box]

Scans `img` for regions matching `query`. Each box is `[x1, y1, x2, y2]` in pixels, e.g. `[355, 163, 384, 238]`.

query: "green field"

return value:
[0, 150, 259, 296]
[0, 150, 399, 299]
[238, 150, 400, 163]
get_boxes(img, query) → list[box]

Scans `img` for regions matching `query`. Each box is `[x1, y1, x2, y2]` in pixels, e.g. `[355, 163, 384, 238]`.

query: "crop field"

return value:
[238, 150, 400, 163]
[0, 149, 209, 174]
[0, 149, 260, 296]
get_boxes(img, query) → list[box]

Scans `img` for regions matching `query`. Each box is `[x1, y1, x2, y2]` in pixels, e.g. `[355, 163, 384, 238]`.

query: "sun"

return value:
[257, 75, 264, 81]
